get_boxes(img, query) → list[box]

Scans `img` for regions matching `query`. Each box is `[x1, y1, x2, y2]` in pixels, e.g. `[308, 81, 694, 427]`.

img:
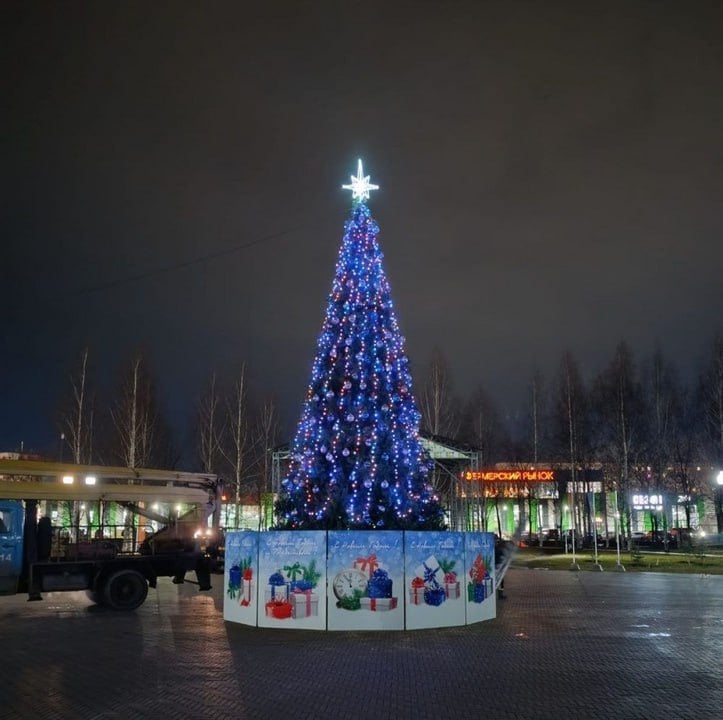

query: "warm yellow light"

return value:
[84, 475, 96, 485]
[62, 475, 74, 484]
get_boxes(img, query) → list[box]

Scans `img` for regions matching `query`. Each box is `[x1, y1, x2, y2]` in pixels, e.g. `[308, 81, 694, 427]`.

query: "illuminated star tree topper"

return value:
[342, 158, 379, 202]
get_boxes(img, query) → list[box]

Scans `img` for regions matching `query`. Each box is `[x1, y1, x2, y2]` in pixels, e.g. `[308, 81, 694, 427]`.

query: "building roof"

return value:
[0, 459, 217, 503]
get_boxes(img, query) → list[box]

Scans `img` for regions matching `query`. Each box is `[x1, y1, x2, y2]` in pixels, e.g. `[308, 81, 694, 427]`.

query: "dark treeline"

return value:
[51, 349, 279, 524]
[418, 337, 723, 527]
[22, 335, 723, 530]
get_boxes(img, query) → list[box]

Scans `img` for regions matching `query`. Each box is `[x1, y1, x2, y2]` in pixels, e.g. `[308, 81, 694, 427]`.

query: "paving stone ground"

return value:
[1, 568, 721, 720]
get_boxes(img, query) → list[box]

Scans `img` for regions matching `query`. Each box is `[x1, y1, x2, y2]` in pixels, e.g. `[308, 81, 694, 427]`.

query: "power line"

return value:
[70, 223, 308, 299]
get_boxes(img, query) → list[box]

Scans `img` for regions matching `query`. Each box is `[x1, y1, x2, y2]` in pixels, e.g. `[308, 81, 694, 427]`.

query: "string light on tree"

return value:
[274, 159, 444, 531]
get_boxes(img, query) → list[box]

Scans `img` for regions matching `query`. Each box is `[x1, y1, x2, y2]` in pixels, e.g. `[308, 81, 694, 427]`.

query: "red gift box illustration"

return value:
[469, 554, 487, 583]
[240, 567, 254, 607]
[408, 576, 425, 605]
[439, 558, 460, 600]
[360, 597, 398, 612]
[353, 553, 380, 579]
[265, 600, 293, 619]
[291, 588, 319, 618]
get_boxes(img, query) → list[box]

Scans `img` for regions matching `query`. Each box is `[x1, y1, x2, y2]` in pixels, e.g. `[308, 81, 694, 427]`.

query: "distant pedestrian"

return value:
[495, 535, 507, 599]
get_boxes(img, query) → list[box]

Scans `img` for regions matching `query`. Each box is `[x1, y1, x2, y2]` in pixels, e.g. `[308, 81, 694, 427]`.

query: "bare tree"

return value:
[460, 385, 505, 468]
[530, 370, 545, 464]
[700, 335, 723, 469]
[417, 348, 462, 507]
[458, 385, 507, 532]
[525, 370, 547, 542]
[699, 335, 723, 533]
[642, 348, 676, 543]
[549, 351, 589, 545]
[197, 372, 224, 474]
[592, 341, 644, 547]
[254, 398, 279, 530]
[59, 347, 95, 464]
[670, 383, 698, 535]
[419, 347, 460, 439]
[56, 347, 96, 532]
[221, 365, 251, 529]
[110, 354, 157, 469]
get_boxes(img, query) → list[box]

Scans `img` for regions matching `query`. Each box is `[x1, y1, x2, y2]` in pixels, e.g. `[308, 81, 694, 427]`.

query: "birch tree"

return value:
[254, 398, 279, 530]
[419, 348, 460, 439]
[57, 347, 95, 531]
[459, 385, 506, 532]
[699, 335, 723, 533]
[460, 385, 505, 467]
[110, 354, 158, 469]
[221, 365, 250, 529]
[592, 341, 644, 547]
[197, 372, 224, 474]
[550, 351, 590, 542]
[59, 347, 95, 464]
[529, 370, 546, 465]
[416, 348, 461, 504]
[642, 348, 676, 542]
[526, 370, 547, 542]
[700, 335, 723, 469]
[670, 383, 698, 535]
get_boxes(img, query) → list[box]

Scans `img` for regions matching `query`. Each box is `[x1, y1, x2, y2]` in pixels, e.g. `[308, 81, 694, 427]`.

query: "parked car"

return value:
[564, 530, 584, 550]
[540, 529, 583, 549]
[541, 528, 560, 547]
[517, 532, 539, 547]
[644, 531, 674, 546]
[669, 527, 693, 544]
[580, 533, 608, 548]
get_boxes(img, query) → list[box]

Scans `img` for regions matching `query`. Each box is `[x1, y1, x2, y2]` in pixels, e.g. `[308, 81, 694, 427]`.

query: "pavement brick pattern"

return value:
[1, 569, 721, 720]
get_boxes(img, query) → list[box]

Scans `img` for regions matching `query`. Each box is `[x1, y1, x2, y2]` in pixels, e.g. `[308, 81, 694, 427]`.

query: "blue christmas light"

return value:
[274, 162, 444, 531]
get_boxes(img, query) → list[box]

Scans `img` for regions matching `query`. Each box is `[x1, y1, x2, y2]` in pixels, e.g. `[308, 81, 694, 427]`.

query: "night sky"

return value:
[3, 1, 722, 461]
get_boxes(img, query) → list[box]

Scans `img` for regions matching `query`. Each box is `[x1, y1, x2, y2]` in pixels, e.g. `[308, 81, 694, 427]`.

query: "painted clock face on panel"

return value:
[332, 569, 368, 599]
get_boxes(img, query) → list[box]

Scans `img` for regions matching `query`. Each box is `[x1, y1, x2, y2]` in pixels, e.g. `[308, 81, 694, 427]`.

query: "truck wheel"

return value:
[103, 569, 148, 610]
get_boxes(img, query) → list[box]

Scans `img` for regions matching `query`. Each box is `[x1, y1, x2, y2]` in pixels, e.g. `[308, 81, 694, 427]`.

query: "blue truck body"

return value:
[0, 495, 214, 610]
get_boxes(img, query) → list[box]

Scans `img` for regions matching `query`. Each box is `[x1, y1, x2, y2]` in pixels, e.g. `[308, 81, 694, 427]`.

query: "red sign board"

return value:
[463, 469, 555, 482]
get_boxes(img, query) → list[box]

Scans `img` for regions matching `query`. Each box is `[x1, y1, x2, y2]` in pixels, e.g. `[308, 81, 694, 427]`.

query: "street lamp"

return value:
[613, 494, 625, 572]
[590, 494, 603, 572]
[715, 470, 723, 535]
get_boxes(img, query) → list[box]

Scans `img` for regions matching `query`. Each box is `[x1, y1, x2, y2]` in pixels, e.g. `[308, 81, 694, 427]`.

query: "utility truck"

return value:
[0, 459, 221, 610]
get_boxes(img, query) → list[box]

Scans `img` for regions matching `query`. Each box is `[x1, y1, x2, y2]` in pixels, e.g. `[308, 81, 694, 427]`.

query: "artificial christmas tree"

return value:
[274, 160, 445, 531]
